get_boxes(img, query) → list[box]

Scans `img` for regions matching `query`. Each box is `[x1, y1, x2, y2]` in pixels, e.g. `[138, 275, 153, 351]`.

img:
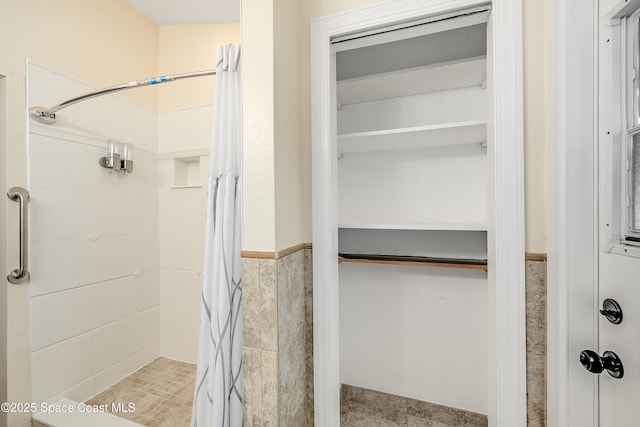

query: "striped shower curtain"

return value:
[192, 44, 243, 427]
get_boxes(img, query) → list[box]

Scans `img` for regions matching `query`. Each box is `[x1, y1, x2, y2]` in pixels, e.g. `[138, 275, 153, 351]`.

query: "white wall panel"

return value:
[159, 105, 214, 153]
[93, 316, 140, 373]
[338, 145, 488, 225]
[339, 263, 488, 413]
[30, 287, 93, 351]
[28, 63, 161, 404]
[30, 333, 93, 403]
[160, 270, 202, 310]
[29, 239, 93, 297]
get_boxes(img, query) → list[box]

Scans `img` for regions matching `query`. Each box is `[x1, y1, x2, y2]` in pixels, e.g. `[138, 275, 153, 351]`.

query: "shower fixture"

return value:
[29, 70, 216, 124]
[99, 139, 134, 174]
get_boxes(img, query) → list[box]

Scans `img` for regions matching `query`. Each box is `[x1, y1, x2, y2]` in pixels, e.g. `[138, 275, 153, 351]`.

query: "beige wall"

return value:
[159, 24, 240, 112]
[0, 2, 159, 111]
[242, 0, 277, 251]
[241, 0, 308, 252]
[274, 0, 305, 250]
[523, 0, 547, 253]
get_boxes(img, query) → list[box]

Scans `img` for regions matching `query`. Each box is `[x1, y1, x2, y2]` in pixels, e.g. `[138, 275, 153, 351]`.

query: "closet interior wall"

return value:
[335, 13, 490, 415]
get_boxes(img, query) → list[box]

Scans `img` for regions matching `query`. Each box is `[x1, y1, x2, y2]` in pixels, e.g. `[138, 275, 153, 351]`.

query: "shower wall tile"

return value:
[30, 133, 94, 191]
[28, 63, 161, 406]
[93, 192, 158, 236]
[91, 343, 160, 396]
[29, 239, 93, 297]
[30, 188, 93, 242]
[160, 305, 200, 347]
[138, 269, 161, 310]
[30, 333, 93, 403]
[92, 276, 143, 328]
[121, 152, 160, 194]
[29, 286, 93, 351]
[159, 232, 205, 271]
[93, 233, 159, 282]
[27, 63, 159, 154]
[157, 154, 208, 363]
[160, 305, 200, 362]
[93, 316, 140, 373]
[159, 187, 207, 234]
[137, 307, 161, 350]
[92, 271, 159, 329]
[160, 269, 202, 310]
[92, 165, 129, 194]
[159, 105, 214, 153]
[159, 341, 198, 363]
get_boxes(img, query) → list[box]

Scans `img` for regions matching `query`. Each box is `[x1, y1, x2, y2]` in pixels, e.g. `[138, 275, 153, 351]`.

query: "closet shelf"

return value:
[338, 253, 488, 271]
[337, 56, 487, 105]
[338, 222, 487, 231]
[338, 120, 486, 153]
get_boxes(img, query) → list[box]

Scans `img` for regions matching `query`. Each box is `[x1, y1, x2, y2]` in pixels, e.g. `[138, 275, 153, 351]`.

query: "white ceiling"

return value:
[125, 0, 240, 25]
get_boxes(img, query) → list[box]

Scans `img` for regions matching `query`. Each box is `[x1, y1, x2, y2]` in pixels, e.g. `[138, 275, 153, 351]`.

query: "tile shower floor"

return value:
[86, 358, 196, 427]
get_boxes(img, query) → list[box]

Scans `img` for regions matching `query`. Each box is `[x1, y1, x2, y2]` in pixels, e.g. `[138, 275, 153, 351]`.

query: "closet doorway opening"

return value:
[311, 1, 525, 426]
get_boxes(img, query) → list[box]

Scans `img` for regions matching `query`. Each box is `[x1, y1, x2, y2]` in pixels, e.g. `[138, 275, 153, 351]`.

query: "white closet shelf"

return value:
[338, 120, 486, 153]
[337, 56, 487, 105]
[338, 222, 488, 231]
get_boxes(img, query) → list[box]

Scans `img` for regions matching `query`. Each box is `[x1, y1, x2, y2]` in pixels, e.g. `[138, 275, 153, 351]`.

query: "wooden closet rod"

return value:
[338, 253, 488, 271]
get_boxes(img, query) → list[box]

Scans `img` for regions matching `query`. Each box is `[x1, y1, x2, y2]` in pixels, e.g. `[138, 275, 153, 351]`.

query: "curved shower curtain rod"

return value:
[29, 69, 216, 124]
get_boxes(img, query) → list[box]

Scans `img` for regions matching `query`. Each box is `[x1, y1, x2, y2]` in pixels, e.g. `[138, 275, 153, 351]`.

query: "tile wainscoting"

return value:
[525, 256, 547, 426]
[242, 247, 546, 427]
[242, 245, 309, 426]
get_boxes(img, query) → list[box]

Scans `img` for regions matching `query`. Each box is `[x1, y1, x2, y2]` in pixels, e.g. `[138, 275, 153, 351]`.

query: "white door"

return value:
[597, 255, 640, 425]
[591, 1, 640, 425]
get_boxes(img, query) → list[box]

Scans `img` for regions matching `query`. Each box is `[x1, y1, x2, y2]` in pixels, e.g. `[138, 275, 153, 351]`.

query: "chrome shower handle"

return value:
[7, 187, 29, 284]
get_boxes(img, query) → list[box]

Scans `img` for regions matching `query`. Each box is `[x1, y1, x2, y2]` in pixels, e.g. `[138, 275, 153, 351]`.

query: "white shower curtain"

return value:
[192, 44, 243, 427]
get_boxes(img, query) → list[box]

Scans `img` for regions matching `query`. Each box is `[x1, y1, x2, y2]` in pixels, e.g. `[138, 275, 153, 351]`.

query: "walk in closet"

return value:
[335, 7, 490, 416]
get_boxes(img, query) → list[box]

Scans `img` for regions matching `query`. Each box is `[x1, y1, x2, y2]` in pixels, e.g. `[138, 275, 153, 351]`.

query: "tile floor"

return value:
[86, 357, 196, 427]
[340, 385, 488, 427]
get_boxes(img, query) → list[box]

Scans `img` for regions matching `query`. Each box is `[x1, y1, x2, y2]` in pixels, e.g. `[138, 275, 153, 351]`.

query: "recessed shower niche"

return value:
[171, 155, 205, 188]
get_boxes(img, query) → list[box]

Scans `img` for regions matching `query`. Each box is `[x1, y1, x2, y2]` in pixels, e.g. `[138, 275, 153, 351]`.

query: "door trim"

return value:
[310, 0, 526, 425]
[0, 73, 8, 427]
[546, 0, 599, 426]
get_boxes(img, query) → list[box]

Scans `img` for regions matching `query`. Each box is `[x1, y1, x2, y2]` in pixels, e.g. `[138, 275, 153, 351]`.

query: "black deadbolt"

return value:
[599, 298, 623, 324]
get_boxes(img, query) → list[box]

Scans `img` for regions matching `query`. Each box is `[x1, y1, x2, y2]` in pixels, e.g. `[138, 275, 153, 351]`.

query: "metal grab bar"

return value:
[7, 187, 29, 284]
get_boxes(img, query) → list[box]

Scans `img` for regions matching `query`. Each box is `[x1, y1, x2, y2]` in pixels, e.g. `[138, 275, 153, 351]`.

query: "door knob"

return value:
[599, 298, 623, 324]
[579, 350, 624, 379]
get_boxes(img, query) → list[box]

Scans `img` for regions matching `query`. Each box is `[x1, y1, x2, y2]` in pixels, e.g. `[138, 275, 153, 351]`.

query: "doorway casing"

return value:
[310, 0, 526, 425]
[546, 0, 599, 425]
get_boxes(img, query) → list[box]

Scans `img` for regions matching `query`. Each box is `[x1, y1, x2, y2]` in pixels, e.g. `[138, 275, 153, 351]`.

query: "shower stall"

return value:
[22, 40, 231, 425]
